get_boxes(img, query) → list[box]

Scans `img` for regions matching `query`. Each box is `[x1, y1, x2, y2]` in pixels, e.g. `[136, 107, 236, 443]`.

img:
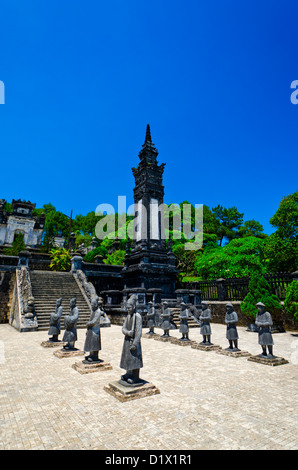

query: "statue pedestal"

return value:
[104, 380, 160, 402]
[72, 359, 112, 374]
[191, 342, 222, 352]
[248, 355, 289, 366]
[217, 348, 251, 358]
[169, 337, 195, 347]
[41, 340, 64, 348]
[53, 348, 84, 359]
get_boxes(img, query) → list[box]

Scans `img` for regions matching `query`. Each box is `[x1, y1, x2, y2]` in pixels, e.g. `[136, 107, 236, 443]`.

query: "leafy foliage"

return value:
[212, 205, 244, 245]
[103, 249, 126, 265]
[194, 237, 267, 280]
[269, 189, 298, 240]
[49, 248, 71, 272]
[83, 245, 108, 263]
[240, 271, 281, 318]
[4, 233, 26, 256]
[284, 280, 298, 323]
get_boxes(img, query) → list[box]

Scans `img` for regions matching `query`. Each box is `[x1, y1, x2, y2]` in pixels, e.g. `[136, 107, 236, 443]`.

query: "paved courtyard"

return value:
[0, 322, 297, 450]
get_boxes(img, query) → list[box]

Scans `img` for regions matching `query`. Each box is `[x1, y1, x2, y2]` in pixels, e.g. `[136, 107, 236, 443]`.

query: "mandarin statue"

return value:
[146, 301, 157, 335]
[160, 301, 176, 337]
[255, 302, 275, 358]
[199, 302, 212, 345]
[179, 302, 190, 341]
[84, 297, 105, 362]
[48, 297, 63, 342]
[62, 298, 79, 350]
[119, 294, 144, 386]
[225, 302, 239, 351]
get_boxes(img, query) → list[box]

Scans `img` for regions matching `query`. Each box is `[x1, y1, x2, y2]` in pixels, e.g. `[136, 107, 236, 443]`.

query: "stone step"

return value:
[30, 270, 91, 331]
[170, 308, 200, 328]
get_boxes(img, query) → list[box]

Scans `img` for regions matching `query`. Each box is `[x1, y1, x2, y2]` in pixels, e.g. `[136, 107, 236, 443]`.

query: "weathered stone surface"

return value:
[217, 349, 251, 358]
[247, 355, 289, 366]
[191, 342, 222, 351]
[72, 360, 112, 374]
[104, 380, 160, 402]
[53, 348, 84, 359]
[169, 337, 195, 346]
[40, 340, 64, 348]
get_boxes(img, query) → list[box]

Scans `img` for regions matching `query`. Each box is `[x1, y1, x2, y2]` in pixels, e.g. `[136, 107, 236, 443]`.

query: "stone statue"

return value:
[146, 301, 157, 335]
[62, 297, 79, 350]
[199, 302, 212, 345]
[120, 294, 143, 386]
[98, 297, 111, 327]
[225, 302, 239, 351]
[160, 301, 172, 337]
[255, 302, 274, 358]
[179, 302, 190, 341]
[84, 297, 104, 362]
[48, 297, 63, 342]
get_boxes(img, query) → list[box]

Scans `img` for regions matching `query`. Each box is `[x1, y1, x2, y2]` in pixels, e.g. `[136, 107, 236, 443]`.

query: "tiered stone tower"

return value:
[122, 125, 178, 296]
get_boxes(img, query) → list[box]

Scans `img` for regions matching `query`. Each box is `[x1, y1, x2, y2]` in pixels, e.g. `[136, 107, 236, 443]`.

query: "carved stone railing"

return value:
[9, 265, 38, 332]
[73, 269, 97, 304]
[73, 268, 110, 327]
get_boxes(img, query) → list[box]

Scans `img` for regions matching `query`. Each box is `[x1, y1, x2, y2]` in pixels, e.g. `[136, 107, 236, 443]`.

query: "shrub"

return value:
[49, 248, 71, 271]
[240, 271, 281, 318]
[84, 245, 108, 263]
[284, 280, 298, 323]
[4, 233, 26, 256]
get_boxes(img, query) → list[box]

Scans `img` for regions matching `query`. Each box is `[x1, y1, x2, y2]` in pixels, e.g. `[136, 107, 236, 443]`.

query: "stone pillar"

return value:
[71, 254, 83, 273]
[69, 232, 76, 254]
[17, 251, 31, 269]
[94, 255, 104, 264]
[175, 289, 190, 304]
[189, 289, 202, 305]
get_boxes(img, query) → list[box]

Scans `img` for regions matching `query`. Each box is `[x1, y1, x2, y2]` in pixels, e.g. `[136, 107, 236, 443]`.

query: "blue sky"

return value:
[0, 0, 297, 235]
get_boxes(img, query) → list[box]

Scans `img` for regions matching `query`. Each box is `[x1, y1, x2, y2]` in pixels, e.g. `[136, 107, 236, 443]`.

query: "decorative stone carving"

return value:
[10, 266, 38, 332]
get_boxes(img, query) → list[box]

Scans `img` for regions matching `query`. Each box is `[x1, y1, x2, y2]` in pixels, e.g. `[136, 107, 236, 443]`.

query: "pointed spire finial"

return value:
[145, 124, 152, 143]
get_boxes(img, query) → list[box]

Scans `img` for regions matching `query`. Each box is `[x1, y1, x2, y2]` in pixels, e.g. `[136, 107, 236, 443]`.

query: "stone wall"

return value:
[0, 270, 15, 323]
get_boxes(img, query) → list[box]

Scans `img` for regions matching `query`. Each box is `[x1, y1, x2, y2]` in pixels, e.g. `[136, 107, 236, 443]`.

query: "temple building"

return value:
[0, 199, 45, 248]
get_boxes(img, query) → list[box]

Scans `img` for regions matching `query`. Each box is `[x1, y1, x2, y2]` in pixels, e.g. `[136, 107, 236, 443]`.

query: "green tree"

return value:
[240, 271, 281, 318]
[212, 205, 244, 245]
[264, 189, 298, 272]
[237, 219, 266, 239]
[194, 236, 267, 280]
[264, 234, 298, 273]
[269, 189, 298, 241]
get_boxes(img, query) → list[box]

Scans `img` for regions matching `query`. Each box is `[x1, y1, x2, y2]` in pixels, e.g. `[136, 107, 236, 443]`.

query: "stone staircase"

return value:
[170, 307, 200, 328]
[30, 271, 91, 331]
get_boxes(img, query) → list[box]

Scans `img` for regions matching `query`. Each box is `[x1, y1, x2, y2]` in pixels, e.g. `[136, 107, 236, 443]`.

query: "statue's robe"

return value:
[200, 308, 212, 335]
[120, 312, 143, 371]
[48, 305, 63, 336]
[225, 310, 239, 340]
[84, 307, 102, 352]
[255, 311, 274, 345]
[63, 306, 79, 343]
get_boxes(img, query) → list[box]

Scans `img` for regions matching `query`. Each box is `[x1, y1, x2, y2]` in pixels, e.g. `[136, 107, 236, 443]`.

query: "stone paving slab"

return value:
[0, 323, 297, 450]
